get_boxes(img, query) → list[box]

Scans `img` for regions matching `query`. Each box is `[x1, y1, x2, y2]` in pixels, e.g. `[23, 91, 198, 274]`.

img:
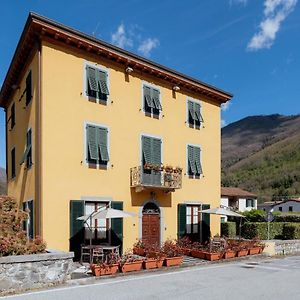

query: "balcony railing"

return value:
[130, 166, 182, 192]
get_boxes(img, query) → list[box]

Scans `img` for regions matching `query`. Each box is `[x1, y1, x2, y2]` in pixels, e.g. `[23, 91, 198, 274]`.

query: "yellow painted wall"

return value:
[40, 40, 221, 252]
[6, 51, 38, 209]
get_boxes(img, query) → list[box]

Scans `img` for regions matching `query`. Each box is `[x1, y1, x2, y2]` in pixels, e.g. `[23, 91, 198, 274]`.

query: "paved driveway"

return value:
[4, 255, 300, 300]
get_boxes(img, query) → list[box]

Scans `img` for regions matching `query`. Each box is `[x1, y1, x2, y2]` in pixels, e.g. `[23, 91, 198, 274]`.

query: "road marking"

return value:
[3, 263, 234, 299]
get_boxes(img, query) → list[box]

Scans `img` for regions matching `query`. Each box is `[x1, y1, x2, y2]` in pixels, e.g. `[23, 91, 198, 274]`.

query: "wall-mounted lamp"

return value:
[125, 67, 133, 73]
[11, 84, 20, 90]
[172, 85, 180, 91]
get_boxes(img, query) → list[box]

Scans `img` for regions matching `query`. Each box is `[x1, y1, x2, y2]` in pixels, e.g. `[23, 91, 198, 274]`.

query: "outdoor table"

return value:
[81, 244, 120, 264]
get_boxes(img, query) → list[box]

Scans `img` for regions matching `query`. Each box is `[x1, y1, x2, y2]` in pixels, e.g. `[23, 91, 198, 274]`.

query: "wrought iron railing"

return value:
[130, 166, 182, 190]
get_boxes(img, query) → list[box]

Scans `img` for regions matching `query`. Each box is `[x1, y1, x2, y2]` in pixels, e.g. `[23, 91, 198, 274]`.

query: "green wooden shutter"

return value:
[111, 201, 123, 253]
[70, 200, 85, 259]
[87, 66, 99, 92]
[28, 200, 34, 239]
[188, 100, 196, 121]
[87, 125, 99, 160]
[142, 136, 152, 164]
[202, 204, 210, 242]
[143, 86, 155, 108]
[194, 103, 204, 122]
[98, 127, 109, 162]
[152, 89, 162, 110]
[194, 146, 202, 175]
[11, 103, 15, 129]
[151, 138, 161, 166]
[11, 148, 16, 178]
[26, 71, 32, 105]
[188, 146, 196, 175]
[178, 204, 187, 238]
[20, 131, 32, 165]
[98, 70, 109, 95]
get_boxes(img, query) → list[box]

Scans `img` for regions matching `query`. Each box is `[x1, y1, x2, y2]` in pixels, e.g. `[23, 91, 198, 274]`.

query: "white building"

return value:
[258, 199, 300, 213]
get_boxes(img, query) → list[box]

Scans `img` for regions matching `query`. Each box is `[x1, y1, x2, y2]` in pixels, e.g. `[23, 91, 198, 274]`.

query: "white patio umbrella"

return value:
[199, 206, 245, 239]
[77, 207, 136, 246]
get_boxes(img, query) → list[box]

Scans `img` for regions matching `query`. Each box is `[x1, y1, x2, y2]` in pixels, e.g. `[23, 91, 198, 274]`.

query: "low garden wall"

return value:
[0, 250, 74, 295]
[263, 240, 300, 256]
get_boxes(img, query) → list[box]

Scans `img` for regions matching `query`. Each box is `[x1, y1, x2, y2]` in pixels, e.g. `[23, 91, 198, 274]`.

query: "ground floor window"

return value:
[22, 200, 34, 239]
[186, 205, 200, 234]
[84, 201, 109, 242]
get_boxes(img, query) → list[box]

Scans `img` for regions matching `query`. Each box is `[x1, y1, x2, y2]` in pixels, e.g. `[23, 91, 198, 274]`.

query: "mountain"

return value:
[0, 167, 6, 195]
[222, 114, 300, 202]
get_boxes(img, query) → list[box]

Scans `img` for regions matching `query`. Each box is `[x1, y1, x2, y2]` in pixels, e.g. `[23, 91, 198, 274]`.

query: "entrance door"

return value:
[142, 202, 160, 246]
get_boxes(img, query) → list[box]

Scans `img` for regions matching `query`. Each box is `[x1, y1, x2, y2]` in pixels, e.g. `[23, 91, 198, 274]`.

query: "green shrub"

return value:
[282, 223, 300, 239]
[221, 222, 236, 238]
[274, 214, 300, 223]
[0, 196, 46, 256]
[242, 210, 266, 222]
[242, 222, 285, 239]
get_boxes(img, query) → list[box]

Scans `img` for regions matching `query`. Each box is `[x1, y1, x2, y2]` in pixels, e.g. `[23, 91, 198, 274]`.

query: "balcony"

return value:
[130, 165, 182, 193]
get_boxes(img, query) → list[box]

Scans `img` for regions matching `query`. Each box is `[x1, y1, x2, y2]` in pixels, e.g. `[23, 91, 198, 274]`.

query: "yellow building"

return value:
[0, 13, 232, 257]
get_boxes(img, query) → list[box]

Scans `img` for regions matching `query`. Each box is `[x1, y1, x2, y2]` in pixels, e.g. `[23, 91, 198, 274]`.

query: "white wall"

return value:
[239, 198, 257, 212]
[272, 201, 300, 213]
[221, 197, 228, 207]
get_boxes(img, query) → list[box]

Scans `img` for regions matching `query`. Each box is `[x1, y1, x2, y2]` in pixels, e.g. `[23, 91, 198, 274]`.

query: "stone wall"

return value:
[0, 250, 74, 295]
[263, 240, 300, 256]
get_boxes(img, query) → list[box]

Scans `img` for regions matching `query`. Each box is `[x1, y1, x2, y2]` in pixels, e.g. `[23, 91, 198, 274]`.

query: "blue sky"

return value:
[0, 0, 299, 168]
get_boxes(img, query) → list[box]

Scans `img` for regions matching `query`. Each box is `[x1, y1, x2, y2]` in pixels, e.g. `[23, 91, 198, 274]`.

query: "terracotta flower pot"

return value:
[258, 246, 264, 254]
[91, 264, 119, 276]
[182, 248, 191, 256]
[164, 256, 183, 267]
[204, 252, 221, 261]
[237, 249, 248, 257]
[143, 258, 164, 269]
[191, 249, 206, 259]
[119, 261, 143, 273]
[249, 247, 261, 255]
[223, 250, 236, 259]
[133, 247, 145, 256]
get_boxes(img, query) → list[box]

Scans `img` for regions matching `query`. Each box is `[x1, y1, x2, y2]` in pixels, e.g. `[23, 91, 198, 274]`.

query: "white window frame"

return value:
[83, 121, 110, 169]
[83, 61, 110, 104]
[141, 81, 162, 118]
[186, 97, 203, 129]
[23, 198, 34, 239]
[186, 143, 202, 179]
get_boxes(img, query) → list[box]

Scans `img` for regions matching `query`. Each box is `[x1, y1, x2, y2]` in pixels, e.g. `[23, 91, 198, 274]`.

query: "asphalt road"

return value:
[4, 256, 300, 300]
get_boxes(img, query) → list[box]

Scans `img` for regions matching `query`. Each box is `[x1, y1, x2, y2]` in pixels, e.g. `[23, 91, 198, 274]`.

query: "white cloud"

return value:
[221, 119, 227, 127]
[111, 24, 133, 49]
[221, 101, 232, 112]
[247, 0, 297, 51]
[137, 38, 160, 57]
[229, 0, 248, 6]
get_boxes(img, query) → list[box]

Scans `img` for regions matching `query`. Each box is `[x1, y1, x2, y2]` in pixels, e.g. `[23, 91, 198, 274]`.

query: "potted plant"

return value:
[203, 241, 222, 261]
[143, 244, 165, 269]
[249, 239, 264, 255]
[236, 240, 249, 257]
[164, 165, 174, 173]
[90, 253, 119, 276]
[162, 240, 184, 267]
[177, 237, 192, 256]
[119, 253, 143, 273]
[190, 242, 206, 259]
[133, 240, 146, 256]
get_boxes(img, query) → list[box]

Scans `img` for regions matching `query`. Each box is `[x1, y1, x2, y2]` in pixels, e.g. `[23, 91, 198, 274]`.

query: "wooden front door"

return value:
[142, 213, 160, 246]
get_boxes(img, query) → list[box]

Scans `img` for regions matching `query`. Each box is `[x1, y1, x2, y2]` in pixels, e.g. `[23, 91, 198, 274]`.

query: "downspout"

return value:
[35, 42, 42, 236]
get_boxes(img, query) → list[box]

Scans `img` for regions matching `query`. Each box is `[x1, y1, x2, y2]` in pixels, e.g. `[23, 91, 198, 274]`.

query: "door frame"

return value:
[139, 199, 164, 245]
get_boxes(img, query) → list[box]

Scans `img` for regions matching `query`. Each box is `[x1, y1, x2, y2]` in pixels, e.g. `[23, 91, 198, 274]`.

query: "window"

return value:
[141, 135, 162, 186]
[278, 207, 282, 212]
[11, 148, 16, 179]
[21, 129, 32, 168]
[86, 124, 109, 166]
[186, 205, 200, 234]
[11, 103, 15, 129]
[187, 145, 202, 177]
[84, 201, 108, 241]
[143, 85, 162, 117]
[289, 206, 293, 212]
[187, 100, 203, 128]
[86, 65, 109, 102]
[246, 199, 254, 208]
[26, 71, 32, 106]
[23, 200, 34, 239]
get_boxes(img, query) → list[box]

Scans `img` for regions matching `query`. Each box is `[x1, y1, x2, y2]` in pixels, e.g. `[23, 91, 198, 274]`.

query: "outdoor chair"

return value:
[92, 247, 104, 263]
[80, 245, 91, 264]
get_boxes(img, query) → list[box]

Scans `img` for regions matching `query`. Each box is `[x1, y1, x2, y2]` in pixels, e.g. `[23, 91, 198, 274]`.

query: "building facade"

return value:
[258, 199, 300, 213]
[0, 13, 232, 255]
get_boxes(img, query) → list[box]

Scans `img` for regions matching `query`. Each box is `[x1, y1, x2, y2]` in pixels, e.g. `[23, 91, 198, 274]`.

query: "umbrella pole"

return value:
[239, 218, 242, 240]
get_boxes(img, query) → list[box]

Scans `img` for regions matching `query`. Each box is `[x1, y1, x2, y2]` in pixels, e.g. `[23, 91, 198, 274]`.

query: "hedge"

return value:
[282, 224, 300, 239]
[221, 222, 236, 238]
[242, 222, 300, 240]
[274, 215, 300, 223]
